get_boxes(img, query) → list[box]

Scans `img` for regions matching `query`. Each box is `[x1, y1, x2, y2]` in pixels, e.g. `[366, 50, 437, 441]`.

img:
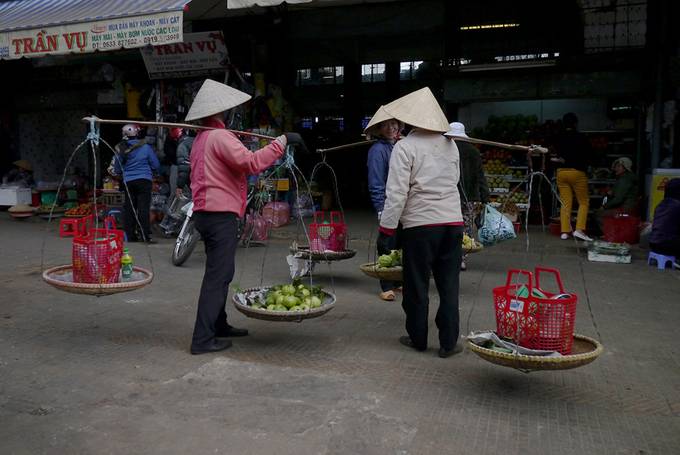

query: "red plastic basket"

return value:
[493, 267, 577, 354]
[309, 211, 347, 252]
[72, 228, 124, 284]
[603, 213, 640, 244]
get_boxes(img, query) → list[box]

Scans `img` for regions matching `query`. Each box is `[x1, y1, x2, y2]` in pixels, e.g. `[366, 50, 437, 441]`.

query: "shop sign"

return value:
[140, 31, 228, 80]
[0, 11, 183, 60]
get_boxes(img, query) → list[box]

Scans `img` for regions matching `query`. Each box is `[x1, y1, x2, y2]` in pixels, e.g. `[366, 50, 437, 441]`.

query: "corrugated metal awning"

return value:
[0, 0, 190, 59]
[227, 0, 312, 9]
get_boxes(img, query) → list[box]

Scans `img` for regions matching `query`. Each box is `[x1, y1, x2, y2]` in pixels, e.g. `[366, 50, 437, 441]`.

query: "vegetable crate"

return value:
[493, 267, 577, 354]
[72, 228, 124, 284]
[309, 211, 347, 252]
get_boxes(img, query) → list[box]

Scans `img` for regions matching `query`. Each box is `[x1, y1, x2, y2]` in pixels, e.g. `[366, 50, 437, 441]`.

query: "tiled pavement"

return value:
[0, 211, 679, 454]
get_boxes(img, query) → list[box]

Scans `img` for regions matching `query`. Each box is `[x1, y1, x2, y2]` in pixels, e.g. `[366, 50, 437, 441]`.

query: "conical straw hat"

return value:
[185, 79, 252, 121]
[364, 105, 393, 134]
[13, 159, 32, 171]
[382, 87, 449, 133]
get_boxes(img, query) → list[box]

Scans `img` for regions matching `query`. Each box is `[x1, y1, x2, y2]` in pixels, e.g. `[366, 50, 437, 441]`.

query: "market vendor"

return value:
[649, 178, 680, 261]
[377, 87, 464, 359]
[2, 159, 34, 187]
[595, 157, 639, 231]
[445, 121, 489, 271]
[185, 79, 304, 355]
[366, 106, 403, 301]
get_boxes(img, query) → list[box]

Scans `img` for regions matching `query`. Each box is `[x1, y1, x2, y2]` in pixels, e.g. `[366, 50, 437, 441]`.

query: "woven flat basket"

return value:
[232, 286, 336, 322]
[463, 245, 483, 254]
[359, 262, 403, 282]
[289, 245, 356, 261]
[467, 333, 603, 371]
[43, 265, 153, 296]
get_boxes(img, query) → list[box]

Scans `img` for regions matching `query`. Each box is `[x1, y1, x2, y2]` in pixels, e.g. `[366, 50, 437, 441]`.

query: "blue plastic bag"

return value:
[477, 204, 517, 246]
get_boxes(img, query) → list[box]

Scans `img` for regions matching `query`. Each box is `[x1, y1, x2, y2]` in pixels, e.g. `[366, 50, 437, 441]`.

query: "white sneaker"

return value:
[573, 230, 593, 242]
[560, 233, 569, 240]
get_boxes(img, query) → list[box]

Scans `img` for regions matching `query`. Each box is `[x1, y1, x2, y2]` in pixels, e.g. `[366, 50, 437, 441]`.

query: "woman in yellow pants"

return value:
[553, 113, 593, 242]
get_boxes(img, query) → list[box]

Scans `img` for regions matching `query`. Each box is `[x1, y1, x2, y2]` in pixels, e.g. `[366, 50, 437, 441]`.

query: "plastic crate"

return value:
[309, 211, 347, 252]
[493, 267, 577, 354]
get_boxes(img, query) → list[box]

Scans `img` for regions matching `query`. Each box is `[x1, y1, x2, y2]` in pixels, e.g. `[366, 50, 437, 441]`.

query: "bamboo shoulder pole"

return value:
[82, 116, 276, 141]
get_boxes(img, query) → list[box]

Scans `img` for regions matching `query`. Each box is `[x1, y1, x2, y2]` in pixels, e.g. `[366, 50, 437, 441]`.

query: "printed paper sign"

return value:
[140, 31, 228, 79]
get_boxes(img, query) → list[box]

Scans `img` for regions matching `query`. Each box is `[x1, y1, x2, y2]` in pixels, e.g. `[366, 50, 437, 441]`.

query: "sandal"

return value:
[379, 290, 396, 301]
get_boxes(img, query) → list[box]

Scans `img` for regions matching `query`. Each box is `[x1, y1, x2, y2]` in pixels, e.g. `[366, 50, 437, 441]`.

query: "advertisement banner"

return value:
[140, 31, 228, 80]
[649, 170, 680, 220]
[1, 11, 183, 60]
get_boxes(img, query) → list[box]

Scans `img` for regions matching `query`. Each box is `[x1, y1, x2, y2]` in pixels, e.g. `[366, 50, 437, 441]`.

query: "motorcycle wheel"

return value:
[172, 220, 200, 266]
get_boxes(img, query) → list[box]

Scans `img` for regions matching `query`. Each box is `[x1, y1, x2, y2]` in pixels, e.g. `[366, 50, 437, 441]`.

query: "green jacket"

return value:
[604, 171, 638, 210]
[456, 141, 490, 203]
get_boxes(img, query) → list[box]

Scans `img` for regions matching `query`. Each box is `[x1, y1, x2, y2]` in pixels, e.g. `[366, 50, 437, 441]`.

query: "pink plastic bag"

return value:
[242, 211, 269, 242]
[262, 201, 290, 228]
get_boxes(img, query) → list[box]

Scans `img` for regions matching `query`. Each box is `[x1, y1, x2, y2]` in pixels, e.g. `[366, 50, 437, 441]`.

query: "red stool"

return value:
[59, 218, 80, 237]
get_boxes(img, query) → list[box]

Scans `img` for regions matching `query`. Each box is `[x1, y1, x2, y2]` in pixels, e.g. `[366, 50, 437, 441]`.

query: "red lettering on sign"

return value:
[63, 31, 87, 51]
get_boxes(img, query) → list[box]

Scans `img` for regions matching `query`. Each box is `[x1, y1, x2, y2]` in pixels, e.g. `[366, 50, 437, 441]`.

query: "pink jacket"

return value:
[190, 118, 284, 215]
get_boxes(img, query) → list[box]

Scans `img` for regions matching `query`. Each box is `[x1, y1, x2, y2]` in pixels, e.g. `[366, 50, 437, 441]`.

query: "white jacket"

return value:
[380, 129, 463, 229]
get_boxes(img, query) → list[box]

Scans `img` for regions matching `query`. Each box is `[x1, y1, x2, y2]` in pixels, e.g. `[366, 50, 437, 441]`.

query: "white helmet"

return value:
[122, 124, 141, 138]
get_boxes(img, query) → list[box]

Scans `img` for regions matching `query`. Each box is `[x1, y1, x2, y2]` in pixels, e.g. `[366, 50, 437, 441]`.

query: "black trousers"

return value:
[192, 211, 239, 348]
[401, 225, 463, 350]
[123, 178, 152, 241]
[377, 226, 402, 292]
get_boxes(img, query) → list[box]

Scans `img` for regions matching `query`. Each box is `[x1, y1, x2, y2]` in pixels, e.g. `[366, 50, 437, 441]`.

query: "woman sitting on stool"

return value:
[649, 178, 680, 264]
[595, 157, 639, 232]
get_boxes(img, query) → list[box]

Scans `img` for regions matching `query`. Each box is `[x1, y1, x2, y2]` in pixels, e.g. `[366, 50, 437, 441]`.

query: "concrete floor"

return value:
[1, 211, 679, 455]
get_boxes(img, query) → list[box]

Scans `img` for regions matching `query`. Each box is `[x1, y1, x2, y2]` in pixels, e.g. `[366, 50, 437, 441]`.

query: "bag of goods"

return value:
[478, 204, 516, 246]
[262, 201, 290, 228]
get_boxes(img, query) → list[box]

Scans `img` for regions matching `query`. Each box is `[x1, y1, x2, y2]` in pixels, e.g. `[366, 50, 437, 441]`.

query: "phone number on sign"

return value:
[143, 33, 181, 44]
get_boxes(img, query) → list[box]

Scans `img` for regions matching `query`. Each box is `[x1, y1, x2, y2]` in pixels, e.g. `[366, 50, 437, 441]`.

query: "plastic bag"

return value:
[477, 204, 516, 246]
[242, 211, 269, 242]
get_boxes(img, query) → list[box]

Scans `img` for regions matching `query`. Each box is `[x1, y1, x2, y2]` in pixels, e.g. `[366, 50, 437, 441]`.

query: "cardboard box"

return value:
[0, 187, 32, 206]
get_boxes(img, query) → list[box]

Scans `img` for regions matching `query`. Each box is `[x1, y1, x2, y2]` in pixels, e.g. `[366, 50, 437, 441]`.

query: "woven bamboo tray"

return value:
[467, 333, 603, 371]
[43, 265, 153, 296]
[359, 263, 403, 282]
[463, 245, 483, 254]
[232, 286, 336, 322]
[289, 245, 356, 261]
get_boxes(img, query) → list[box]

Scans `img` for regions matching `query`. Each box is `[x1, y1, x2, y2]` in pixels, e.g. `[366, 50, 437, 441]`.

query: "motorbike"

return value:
[169, 185, 262, 266]
[171, 197, 199, 266]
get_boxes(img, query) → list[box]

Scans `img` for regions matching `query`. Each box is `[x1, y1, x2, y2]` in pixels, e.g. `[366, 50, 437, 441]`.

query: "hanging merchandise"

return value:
[288, 155, 357, 263]
[42, 117, 154, 297]
[232, 145, 340, 322]
[477, 204, 517, 246]
[466, 267, 603, 372]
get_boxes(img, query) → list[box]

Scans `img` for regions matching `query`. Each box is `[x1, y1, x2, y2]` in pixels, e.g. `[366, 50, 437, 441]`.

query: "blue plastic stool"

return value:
[106, 208, 122, 226]
[648, 252, 676, 270]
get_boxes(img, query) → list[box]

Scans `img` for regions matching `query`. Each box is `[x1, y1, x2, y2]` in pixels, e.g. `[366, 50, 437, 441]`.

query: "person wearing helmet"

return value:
[113, 123, 161, 243]
[185, 79, 305, 355]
